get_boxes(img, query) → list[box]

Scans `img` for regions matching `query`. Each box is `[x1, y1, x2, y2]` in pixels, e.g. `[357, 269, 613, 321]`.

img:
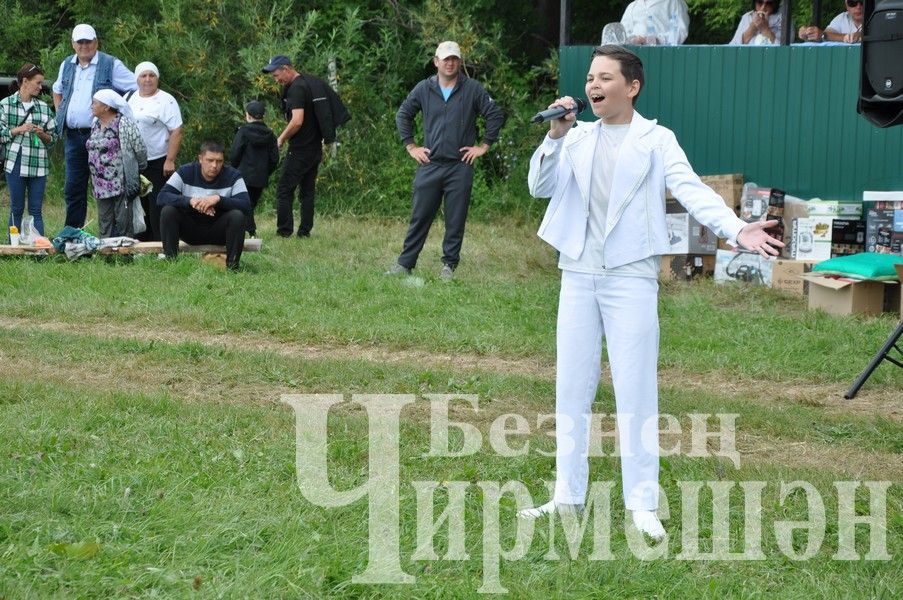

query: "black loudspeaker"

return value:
[859, 0, 903, 128]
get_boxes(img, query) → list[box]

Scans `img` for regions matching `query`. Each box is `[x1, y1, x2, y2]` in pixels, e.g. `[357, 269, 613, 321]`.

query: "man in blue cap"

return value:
[263, 55, 322, 238]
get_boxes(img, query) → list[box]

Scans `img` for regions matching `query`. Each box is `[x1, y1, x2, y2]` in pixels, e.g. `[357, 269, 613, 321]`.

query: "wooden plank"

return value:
[0, 246, 54, 256]
[0, 238, 262, 256]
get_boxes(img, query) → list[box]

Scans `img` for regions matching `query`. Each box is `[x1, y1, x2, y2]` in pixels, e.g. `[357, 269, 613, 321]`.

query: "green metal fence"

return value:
[560, 45, 903, 201]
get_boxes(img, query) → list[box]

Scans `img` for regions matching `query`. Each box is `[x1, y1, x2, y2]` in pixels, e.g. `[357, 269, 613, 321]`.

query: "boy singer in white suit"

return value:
[520, 45, 783, 538]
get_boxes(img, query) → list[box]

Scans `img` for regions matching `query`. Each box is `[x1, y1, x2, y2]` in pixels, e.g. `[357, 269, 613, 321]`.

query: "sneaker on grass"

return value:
[384, 263, 411, 276]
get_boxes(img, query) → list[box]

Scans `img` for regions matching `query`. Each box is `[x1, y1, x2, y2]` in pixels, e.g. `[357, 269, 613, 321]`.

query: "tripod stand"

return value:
[845, 320, 903, 399]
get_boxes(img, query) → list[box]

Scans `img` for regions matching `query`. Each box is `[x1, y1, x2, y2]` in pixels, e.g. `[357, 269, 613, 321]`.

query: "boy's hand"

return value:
[737, 220, 785, 257]
[548, 96, 578, 140]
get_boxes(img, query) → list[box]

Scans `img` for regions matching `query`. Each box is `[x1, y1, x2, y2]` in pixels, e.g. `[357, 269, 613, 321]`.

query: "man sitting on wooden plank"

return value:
[157, 140, 251, 270]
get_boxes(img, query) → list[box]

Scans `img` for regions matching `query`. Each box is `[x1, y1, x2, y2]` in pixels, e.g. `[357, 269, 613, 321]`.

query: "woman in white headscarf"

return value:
[127, 61, 183, 240]
[87, 88, 147, 237]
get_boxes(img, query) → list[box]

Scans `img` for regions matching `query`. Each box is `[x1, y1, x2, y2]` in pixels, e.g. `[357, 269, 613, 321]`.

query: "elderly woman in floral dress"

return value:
[86, 88, 147, 237]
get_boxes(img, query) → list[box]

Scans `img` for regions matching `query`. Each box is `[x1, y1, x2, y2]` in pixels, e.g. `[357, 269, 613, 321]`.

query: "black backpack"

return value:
[300, 74, 351, 144]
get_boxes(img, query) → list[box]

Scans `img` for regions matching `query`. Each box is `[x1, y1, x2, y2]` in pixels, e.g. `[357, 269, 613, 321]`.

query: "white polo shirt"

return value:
[127, 90, 183, 160]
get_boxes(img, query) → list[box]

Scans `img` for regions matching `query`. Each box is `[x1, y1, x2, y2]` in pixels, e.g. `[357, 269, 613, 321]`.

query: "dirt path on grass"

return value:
[0, 315, 900, 425]
[2, 352, 900, 482]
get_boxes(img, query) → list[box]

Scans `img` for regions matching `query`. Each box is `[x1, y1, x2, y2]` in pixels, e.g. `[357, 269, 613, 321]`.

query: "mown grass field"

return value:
[0, 198, 900, 598]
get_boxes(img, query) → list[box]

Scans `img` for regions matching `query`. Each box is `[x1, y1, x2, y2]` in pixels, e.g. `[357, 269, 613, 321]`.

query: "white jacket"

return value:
[527, 112, 746, 269]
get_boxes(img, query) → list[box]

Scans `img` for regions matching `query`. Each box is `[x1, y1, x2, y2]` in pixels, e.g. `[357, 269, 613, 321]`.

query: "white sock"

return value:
[631, 510, 666, 539]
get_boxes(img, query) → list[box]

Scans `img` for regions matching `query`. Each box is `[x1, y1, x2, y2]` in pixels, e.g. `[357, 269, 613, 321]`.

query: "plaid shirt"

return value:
[0, 92, 58, 177]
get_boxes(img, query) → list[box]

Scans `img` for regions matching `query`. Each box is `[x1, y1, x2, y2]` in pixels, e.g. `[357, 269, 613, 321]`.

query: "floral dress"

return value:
[87, 115, 125, 200]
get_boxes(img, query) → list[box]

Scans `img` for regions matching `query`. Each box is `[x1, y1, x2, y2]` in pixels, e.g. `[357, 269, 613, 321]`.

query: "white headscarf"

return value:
[134, 61, 159, 79]
[92, 89, 134, 121]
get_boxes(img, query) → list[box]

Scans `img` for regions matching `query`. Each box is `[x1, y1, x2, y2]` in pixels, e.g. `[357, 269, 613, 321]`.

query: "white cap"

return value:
[135, 61, 159, 78]
[72, 24, 97, 42]
[93, 89, 133, 121]
[435, 41, 461, 60]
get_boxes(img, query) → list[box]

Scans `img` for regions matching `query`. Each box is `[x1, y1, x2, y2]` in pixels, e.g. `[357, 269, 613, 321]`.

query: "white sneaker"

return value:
[631, 510, 666, 540]
[439, 263, 455, 281]
[384, 263, 411, 276]
[518, 500, 584, 519]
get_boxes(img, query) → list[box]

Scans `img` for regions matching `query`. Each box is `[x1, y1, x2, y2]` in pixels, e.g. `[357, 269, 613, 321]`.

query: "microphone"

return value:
[530, 98, 587, 123]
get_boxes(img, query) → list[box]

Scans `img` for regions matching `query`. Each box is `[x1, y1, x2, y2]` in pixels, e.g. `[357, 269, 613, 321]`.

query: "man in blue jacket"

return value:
[52, 23, 137, 228]
[157, 141, 251, 270]
[386, 41, 505, 281]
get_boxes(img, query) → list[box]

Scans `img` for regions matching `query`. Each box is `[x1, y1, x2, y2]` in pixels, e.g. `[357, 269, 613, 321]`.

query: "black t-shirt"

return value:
[282, 75, 322, 153]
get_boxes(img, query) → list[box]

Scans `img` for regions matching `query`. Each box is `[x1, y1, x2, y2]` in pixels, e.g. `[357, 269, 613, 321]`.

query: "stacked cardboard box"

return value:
[714, 249, 773, 286]
[897, 264, 903, 317]
[863, 191, 903, 255]
[665, 174, 743, 207]
[659, 255, 716, 281]
[800, 274, 898, 317]
[660, 175, 741, 280]
[831, 219, 866, 257]
[702, 173, 744, 213]
[664, 204, 718, 255]
[790, 216, 833, 261]
[783, 198, 863, 259]
[770, 259, 817, 296]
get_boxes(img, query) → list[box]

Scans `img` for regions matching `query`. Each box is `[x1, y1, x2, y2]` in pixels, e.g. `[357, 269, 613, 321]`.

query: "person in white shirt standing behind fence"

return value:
[520, 45, 783, 538]
[127, 61, 183, 240]
[621, 0, 690, 45]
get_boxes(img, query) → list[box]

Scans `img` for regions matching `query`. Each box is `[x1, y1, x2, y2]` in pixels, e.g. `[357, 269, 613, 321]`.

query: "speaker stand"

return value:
[845, 320, 903, 399]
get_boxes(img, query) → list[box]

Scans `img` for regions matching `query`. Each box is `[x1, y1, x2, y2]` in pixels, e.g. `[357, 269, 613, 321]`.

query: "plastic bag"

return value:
[19, 216, 37, 246]
[601, 22, 627, 45]
[132, 198, 147, 235]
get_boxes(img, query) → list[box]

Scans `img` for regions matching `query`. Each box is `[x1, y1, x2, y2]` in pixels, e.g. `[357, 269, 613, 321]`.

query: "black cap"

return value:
[244, 100, 265, 119]
[262, 55, 292, 73]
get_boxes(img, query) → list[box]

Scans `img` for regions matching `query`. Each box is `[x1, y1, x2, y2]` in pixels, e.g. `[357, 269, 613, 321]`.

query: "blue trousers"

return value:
[6, 153, 47, 238]
[63, 128, 91, 228]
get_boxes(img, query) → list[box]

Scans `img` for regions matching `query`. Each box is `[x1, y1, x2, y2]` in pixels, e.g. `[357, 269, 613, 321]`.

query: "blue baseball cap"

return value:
[262, 55, 292, 73]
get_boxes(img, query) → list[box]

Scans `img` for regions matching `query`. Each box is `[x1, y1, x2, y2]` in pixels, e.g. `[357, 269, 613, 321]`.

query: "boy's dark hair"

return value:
[199, 140, 225, 155]
[590, 45, 644, 104]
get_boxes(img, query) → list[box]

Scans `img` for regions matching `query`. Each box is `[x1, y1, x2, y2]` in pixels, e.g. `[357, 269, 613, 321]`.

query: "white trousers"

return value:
[553, 270, 660, 511]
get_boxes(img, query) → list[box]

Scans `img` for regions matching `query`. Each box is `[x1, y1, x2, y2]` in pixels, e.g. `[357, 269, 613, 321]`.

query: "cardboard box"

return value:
[770, 259, 817, 296]
[785, 198, 864, 218]
[660, 254, 716, 281]
[831, 219, 866, 257]
[714, 249, 773, 286]
[664, 207, 718, 255]
[739, 186, 773, 223]
[801, 274, 887, 316]
[897, 264, 903, 317]
[865, 208, 903, 254]
[863, 191, 903, 210]
[782, 197, 863, 257]
[702, 173, 744, 213]
[790, 216, 833, 261]
[667, 174, 743, 214]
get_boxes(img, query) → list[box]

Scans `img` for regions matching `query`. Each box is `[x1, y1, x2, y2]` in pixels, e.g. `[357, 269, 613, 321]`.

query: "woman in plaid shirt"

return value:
[0, 63, 57, 238]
